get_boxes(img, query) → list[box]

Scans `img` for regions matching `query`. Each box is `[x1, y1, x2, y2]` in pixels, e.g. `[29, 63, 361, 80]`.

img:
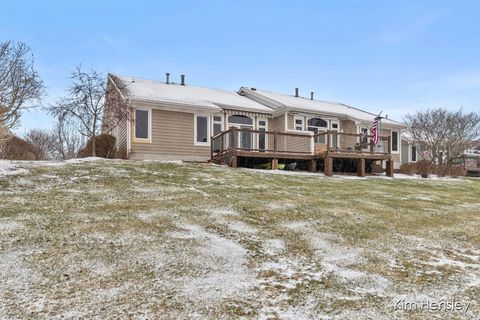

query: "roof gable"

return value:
[240, 87, 404, 127]
[111, 74, 273, 113]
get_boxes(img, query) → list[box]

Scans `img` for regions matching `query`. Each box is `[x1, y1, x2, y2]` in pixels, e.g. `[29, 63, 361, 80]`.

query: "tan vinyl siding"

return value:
[270, 114, 286, 132]
[115, 116, 128, 159]
[103, 78, 128, 159]
[381, 128, 401, 163]
[287, 114, 294, 131]
[130, 109, 210, 161]
[340, 119, 357, 150]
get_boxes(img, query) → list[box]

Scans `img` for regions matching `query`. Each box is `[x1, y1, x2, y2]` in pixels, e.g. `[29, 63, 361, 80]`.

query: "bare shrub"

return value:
[24, 129, 55, 160]
[415, 160, 432, 177]
[434, 164, 448, 177]
[448, 165, 467, 178]
[77, 133, 116, 158]
[400, 162, 416, 175]
[0, 136, 36, 160]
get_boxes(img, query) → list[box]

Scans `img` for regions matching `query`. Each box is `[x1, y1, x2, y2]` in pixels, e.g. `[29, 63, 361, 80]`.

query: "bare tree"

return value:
[0, 40, 44, 141]
[47, 67, 128, 157]
[405, 108, 480, 168]
[24, 128, 55, 160]
[51, 117, 83, 160]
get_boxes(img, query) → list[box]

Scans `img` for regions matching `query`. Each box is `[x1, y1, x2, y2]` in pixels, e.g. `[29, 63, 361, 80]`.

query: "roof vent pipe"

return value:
[166, 73, 170, 84]
[310, 92, 314, 100]
[295, 88, 299, 97]
[180, 74, 185, 86]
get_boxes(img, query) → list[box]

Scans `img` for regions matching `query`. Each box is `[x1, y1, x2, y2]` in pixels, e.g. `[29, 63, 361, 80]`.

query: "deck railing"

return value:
[313, 131, 391, 155]
[211, 128, 391, 158]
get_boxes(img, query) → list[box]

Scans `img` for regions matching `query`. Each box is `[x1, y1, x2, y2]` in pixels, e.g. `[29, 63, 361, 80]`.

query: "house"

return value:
[400, 133, 480, 176]
[103, 74, 406, 176]
[400, 132, 424, 165]
[463, 143, 480, 176]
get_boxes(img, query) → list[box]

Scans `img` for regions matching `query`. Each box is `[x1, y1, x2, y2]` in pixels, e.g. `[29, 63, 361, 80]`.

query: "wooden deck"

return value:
[211, 128, 394, 177]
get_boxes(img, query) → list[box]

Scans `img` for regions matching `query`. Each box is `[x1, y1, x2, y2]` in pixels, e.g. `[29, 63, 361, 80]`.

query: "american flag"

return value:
[371, 116, 379, 145]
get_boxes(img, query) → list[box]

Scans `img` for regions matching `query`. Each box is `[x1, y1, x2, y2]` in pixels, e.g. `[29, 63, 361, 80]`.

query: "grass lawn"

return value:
[0, 159, 479, 319]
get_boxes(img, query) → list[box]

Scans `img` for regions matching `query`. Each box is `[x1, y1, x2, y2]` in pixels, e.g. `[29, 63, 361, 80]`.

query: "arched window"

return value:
[228, 115, 253, 149]
[228, 115, 253, 126]
[307, 117, 328, 143]
[307, 118, 327, 128]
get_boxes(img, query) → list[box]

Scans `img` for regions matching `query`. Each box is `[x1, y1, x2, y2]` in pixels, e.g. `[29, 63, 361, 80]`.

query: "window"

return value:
[228, 115, 253, 125]
[228, 115, 253, 149]
[308, 118, 328, 128]
[307, 117, 328, 143]
[294, 117, 304, 131]
[391, 131, 399, 152]
[134, 109, 151, 142]
[194, 114, 210, 146]
[212, 115, 223, 152]
[257, 118, 268, 151]
[411, 146, 417, 162]
[330, 121, 340, 148]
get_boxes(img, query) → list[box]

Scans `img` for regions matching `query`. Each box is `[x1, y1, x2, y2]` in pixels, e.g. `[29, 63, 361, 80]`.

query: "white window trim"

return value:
[306, 116, 329, 130]
[330, 120, 340, 148]
[257, 117, 268, 150]
[194, 113, 211, 146]
[391, 130, 400, 154]
[133, 107, 152, 143]
[212, 114, 224, 135]
[294, 116, 305, 131]
[410, 145, 417, 162]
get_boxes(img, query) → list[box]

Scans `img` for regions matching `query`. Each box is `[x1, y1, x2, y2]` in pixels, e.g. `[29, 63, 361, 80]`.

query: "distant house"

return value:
[400, 132, 423, 165]
[103, 74, 405, 176]
[400, 133, 480, 175]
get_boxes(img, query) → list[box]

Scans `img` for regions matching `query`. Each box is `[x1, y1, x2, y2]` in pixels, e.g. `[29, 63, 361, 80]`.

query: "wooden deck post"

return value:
[326, 130, 331, 153]
[232, 128, 237, 149]
[210, 136, 214, 160]
[324, 157, 333, 177]
[273, 131, 278, 153]
[220, 133, 224, 153]
[230, 155, 238, 168]
[308, 159, 317, 172]
[272, 158, 278, 170]
[357, 158, 365, 177]
[386, 159, 394, 177]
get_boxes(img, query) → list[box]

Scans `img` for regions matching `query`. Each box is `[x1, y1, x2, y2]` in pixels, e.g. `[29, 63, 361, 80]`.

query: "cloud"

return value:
[101, 35, 129, 48]
[410, 71, 480, 91]
[378, 10, 447, 44]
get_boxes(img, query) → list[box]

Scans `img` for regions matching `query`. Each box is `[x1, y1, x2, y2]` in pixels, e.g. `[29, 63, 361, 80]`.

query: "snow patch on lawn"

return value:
[267, 201, 297, 210]
[208, 207, 257, 234]
[309, 231, 390, 294]
[262, 239, 285, 256]
[169, 223, 253, 301]
[0, 160, 28, 176]
[136, 210, 175, 222]
[0, 219, 24, 233]
[256, 257, 322, 319]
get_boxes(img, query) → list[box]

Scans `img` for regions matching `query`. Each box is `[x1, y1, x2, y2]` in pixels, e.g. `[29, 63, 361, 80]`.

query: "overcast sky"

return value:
[2, 0, 479, 135]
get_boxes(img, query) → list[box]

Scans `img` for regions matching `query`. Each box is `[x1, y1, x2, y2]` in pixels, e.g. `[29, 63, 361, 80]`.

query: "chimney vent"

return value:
[180, 74, 185, 86]
[166, 73, 170, 84]
[295, 88, 299, 97]
[310, 92, 314, 100]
